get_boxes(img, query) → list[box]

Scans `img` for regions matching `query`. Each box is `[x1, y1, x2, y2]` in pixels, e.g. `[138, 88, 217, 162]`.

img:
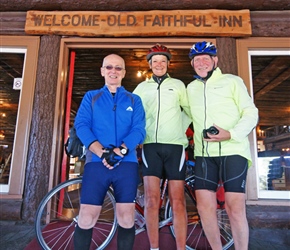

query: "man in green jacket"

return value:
[187, 41, 258, 250]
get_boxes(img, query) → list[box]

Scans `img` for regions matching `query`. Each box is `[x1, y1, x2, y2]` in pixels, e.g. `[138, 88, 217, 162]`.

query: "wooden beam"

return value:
[0, 12, 26, 35]
[255, 68, 290, 99]
[1, 0, 290, 12]
[257, 107, 290, 126]
[216, 37, 237, 75]
[264, 133, 290, 144]
[1, 11, 290, 37]
[251, 11, 290, 37]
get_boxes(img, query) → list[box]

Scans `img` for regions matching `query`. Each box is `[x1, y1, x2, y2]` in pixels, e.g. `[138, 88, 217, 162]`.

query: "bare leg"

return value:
[143, 176, 161, 249]
[225, 192, 249, 250]
[78, 204, 102, 229]
[116, 203, 136, 228]
[196, 190, 223, 250]
[168, 180, 187, 250]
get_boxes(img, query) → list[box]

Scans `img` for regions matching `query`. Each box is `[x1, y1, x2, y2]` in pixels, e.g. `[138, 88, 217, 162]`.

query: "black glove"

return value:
[101, 147, 122, 168]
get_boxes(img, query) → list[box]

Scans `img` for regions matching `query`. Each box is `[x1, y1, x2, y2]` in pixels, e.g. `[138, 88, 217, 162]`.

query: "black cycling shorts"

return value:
[141, 143, 186, 180]
[194, 155, 248, 193]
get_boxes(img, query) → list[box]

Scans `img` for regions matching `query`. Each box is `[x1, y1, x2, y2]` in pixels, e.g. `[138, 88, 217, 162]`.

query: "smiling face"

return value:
[191, 54, 218, 78]
[149, 54, 169, 77]
[100, 54, 126, 91]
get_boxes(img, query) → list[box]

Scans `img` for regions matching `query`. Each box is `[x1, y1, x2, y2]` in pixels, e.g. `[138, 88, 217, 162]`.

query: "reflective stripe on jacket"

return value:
[134, 75, 190, 147]
[187, 67, 259, 166]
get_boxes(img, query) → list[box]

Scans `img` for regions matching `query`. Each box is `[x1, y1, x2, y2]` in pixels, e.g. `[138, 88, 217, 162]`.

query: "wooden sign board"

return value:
[25, 10, 251, 37]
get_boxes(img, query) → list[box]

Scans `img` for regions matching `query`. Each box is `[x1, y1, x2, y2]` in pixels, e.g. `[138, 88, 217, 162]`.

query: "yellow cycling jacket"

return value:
[134, 74, 191, 147]
[187, 67, 259, 166]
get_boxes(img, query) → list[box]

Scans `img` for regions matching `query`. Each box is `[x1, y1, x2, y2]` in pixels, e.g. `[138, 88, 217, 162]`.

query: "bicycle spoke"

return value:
[164, 176, 234, 250]
[35, 177, 117, 250]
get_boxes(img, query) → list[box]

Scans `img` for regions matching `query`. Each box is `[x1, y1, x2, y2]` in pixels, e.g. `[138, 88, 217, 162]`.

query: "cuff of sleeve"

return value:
[229, 129, 244, 142]
[87, 140, 98, 149]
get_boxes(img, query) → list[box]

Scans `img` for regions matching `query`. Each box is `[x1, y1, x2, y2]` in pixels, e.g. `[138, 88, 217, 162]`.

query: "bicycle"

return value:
[35, 162, 234, 250]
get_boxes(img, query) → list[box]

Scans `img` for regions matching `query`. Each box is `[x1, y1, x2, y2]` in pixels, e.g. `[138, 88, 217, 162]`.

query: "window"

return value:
[237, 37, 290, 202]
[0, 36, 39, 197]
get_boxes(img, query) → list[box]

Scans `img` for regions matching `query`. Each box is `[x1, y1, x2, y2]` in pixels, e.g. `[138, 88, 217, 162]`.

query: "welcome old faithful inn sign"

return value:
[25, 9, 251, 37]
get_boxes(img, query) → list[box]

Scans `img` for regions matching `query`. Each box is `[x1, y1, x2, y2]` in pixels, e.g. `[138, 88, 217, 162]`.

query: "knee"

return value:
[196, 201, 216, 215]
[78, 213, 96, 229]
[117, 212, 135, 228]
[117, 205, 135, 228]
[118, 218, 135, 228]
[225, 203, 246, 220]
[145, 195, 159, 210]
[170, 198, 186, 213]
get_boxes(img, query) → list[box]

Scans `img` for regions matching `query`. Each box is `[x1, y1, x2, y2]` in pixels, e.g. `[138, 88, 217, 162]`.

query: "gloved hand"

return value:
[101, 147, 122, 168]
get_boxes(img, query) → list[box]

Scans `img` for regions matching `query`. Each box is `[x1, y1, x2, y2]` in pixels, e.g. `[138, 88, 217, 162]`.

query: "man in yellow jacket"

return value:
[187, 41, 259, 250]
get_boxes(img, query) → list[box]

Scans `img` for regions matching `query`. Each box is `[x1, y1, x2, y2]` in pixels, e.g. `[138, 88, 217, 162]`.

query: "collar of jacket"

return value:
[153, 73, 170, 85]
[193, 67, 219, 82]
[103, 84, 125, 93]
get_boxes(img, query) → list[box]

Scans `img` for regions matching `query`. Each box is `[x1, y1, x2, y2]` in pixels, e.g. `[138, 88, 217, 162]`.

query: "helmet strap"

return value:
[193, 65, 216, 81]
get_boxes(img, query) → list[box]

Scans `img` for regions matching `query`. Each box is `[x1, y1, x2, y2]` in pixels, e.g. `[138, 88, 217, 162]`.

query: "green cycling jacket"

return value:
[134, 74, 191, 147]
[187, 67, 259, 166]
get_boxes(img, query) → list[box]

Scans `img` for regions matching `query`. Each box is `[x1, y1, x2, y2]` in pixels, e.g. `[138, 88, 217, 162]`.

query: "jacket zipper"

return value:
[155, 78, 161, 143]
[112, 91, 118, 147]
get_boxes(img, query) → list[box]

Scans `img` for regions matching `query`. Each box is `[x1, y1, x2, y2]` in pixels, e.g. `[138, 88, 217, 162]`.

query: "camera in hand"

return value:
[203, 126, 219, 139]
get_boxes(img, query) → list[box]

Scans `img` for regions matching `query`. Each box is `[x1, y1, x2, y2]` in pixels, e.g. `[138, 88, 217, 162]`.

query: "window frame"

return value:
[237, 37, 290, 205]
[0, 36, 39, 197]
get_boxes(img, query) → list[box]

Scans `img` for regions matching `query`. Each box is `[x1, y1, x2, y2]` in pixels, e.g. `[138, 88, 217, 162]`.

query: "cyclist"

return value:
[73, 54, 146, 250]
[133, 44, 191, 250]
[187, 41, 259, 250]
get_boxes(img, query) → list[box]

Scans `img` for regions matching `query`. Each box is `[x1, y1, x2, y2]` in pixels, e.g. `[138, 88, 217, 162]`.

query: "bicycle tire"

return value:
[164, 175, 234, 250]
[35, 177, 117, 250]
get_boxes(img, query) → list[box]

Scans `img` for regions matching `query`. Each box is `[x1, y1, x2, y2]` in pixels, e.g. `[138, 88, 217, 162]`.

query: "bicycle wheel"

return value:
[164, 175, 234, 250]
[35, 177, 117, 250]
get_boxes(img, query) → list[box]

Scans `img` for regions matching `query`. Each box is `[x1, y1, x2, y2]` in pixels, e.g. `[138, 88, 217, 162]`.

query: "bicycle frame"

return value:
[134, 174, 228, 238]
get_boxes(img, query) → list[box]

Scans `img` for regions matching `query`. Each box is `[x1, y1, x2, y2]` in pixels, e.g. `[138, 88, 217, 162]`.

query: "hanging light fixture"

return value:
[137, 70, 142, 77]
[0, 131, 5, 140]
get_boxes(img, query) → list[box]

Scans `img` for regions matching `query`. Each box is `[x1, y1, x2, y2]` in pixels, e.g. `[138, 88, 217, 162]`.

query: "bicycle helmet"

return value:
[189, 41, 217, 59]
[146, 44, 172, 61]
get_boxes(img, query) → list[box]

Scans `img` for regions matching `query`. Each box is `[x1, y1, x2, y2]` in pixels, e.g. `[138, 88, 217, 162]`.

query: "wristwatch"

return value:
[119, 146, 128, 156]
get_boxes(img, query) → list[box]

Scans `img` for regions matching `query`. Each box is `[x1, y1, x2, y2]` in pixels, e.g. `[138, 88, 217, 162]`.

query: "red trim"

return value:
[60, 50, 76, 183]
[57, 50, 76, 215]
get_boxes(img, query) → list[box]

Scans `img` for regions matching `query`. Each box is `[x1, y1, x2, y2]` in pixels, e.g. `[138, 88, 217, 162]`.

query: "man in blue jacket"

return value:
[74, 54, 146, 250]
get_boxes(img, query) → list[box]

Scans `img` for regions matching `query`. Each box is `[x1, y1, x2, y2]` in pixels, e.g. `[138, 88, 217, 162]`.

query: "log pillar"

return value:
[22, 35, 61, 222]
[216, 37, 238, 75]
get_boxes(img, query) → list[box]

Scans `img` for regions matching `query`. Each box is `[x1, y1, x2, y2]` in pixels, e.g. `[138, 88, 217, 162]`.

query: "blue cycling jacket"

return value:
[74, 85, 146, 163]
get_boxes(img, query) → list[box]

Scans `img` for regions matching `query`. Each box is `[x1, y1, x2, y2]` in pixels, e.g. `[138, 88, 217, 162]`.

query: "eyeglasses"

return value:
[102, 65, 124, 71]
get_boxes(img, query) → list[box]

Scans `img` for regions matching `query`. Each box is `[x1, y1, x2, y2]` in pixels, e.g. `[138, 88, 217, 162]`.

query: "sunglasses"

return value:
[103, 65, 124, 71]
